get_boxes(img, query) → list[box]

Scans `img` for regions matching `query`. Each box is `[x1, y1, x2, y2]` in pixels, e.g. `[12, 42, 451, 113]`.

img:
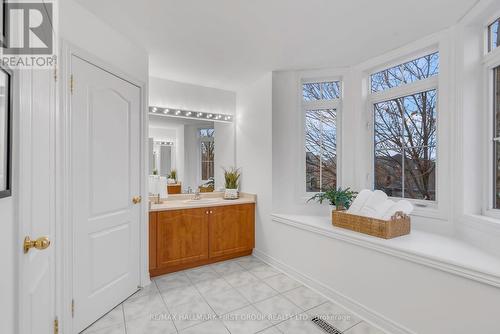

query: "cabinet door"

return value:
[209, 204, 255, 258]
[157, 208, 209, 268]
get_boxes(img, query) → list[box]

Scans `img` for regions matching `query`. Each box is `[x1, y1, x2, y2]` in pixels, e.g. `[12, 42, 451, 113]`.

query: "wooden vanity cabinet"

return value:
[209, 204, 255, 258]
[149, 203, 255, 276]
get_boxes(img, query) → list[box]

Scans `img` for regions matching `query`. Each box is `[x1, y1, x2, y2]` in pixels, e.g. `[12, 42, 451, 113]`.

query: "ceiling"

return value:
[76, 0, 478, 91]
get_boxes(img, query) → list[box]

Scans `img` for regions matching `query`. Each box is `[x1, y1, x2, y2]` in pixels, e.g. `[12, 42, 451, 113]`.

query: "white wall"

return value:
[149, 77, 236, 115]
[60, 0, 148, 83]
[236, 73, 274, 252]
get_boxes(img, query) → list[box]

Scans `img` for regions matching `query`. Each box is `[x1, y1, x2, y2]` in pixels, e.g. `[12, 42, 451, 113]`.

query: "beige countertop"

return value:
[149, 192, 256, 211]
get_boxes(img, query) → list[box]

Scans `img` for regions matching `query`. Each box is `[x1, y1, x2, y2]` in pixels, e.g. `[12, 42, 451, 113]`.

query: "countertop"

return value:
[149, 192, 256, 211]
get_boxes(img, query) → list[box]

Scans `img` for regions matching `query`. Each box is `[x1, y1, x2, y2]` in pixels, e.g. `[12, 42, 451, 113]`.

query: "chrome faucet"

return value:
[192, 189, 201, 200]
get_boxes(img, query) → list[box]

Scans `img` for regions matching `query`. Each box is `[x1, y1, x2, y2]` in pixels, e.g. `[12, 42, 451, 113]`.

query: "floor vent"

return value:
[311, 316, 342, 334]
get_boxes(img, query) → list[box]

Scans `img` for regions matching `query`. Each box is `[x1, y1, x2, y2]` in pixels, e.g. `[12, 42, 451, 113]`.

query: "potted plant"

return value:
[167, 169, 177, 184]
[308, 187, 357, 214]
[199, 177, 215, 193]
[223, 167, 240, 199]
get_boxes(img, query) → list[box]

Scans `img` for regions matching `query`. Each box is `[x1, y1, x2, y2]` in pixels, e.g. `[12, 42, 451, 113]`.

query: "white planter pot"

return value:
[328, 205, 335, 216]
[224, 188, 239, 199]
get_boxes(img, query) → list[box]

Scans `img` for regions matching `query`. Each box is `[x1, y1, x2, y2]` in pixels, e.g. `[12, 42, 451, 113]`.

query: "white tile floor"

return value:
[81, 256, 385, 334]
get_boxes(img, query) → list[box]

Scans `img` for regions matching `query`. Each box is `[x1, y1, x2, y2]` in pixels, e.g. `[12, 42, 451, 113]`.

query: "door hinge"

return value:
[70, 74, 74, 94]
[54, 317, 59, 334]
[71, 299, 75, 317]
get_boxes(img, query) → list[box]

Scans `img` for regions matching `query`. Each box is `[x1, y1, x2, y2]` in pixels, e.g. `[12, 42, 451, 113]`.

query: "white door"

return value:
[71, 56, 142, 332]
[18, 68, 57, 333]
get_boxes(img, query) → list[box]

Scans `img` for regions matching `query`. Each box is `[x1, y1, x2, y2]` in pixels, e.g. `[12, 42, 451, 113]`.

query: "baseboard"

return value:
[253, 249, 416, 334]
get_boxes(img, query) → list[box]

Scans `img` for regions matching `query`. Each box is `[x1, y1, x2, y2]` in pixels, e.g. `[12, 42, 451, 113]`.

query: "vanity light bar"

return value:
[149, 106, 233, 123]
[154, 140, 174, 146]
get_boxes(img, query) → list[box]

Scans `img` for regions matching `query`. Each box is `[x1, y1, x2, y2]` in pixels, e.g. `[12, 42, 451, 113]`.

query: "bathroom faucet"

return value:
[193, 189, 201, 200]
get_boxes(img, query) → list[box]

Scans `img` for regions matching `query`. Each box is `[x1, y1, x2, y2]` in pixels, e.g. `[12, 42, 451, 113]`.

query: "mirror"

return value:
[149, 114, 234, 197]
[0, 67, 11, 199]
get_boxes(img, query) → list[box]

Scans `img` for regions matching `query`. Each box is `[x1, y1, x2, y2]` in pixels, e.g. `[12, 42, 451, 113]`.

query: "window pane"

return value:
[303, 81, 341, 101]
[322, 81, 341, 100]
[200, 128, 214, 137]
[305, 109, 337, 192]
[375, 149, 403, 198]
[494, 66, 500, 208]
[374, 90, 437, 201]
[404, 146, 436, 200]
[374, 99, 404, 150]
[402, 90, 437, 149]
[303, 83, 321, 101]
[201, 141, 214, 180]
[371, 52, 439, 93]
[321, 110, 337, 189]
[489, 18, 500, 52]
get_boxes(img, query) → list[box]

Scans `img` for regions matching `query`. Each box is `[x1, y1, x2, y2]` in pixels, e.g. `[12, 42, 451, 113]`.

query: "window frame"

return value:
[482, 35, 500, 219]
[367, 49, 440, 209]
[300, 77, 343, 195]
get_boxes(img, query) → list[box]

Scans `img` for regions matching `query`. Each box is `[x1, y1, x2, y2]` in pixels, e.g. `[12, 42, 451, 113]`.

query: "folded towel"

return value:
[373, 199, 395, 219]
[382, 200, 414, 220]
[347, 189, 372, 214]
[359, 190, 388, 217]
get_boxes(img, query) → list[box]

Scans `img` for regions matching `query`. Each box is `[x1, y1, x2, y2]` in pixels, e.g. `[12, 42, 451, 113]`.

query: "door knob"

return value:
[132, 196, 142, 204]
[23, 236, 50, 254]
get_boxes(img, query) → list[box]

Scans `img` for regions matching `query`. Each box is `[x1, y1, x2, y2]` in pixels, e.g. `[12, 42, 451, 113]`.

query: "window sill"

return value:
[272, 213, 500, 288]
[462, 214, 500, 232]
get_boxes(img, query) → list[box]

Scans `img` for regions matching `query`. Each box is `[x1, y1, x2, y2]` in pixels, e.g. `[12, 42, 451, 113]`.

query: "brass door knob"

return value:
[132, 196, 142, 204]
[23, 236, 50, 254]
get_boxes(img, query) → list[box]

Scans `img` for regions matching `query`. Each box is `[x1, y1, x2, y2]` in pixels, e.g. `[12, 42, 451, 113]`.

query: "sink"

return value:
[182, 198, 221, 204]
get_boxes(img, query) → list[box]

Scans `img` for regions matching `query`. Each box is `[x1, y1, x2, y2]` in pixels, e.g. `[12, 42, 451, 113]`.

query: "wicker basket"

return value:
[332, 210, 410, 239]
[199, 186, 214, 193]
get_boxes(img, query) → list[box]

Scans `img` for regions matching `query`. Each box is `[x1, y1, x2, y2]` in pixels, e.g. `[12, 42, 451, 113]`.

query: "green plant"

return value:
[307, 187, 357, 209]
[223, 167, 240, 189]
[152, 169, 158, 175]
[168, 169, 177, 181]
[202, 177, 214, 188]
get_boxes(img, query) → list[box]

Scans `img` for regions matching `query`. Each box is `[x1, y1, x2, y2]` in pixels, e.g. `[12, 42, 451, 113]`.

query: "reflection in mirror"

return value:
[0, 68, 11, 198]
[149, 113, 234, 197]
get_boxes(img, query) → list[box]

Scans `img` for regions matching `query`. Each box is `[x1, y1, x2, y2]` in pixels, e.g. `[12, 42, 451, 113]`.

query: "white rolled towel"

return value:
[359, 190, 388, 217]
[373, 200, 395, 219]
[347, 189, 372, 214]
[382, 200, 414, 220]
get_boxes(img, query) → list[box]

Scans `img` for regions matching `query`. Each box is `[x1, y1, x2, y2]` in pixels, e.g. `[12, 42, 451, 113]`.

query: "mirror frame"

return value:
[0, 65, 12, 199]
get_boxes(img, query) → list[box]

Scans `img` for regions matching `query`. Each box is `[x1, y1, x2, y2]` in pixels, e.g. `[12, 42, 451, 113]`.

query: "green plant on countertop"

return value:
[201, 177, 215, 188]
[307, 186, 357, 210]
[168, 169, 177, 181]
[152, 169, 158, 175]
[223, 167, 240, 189]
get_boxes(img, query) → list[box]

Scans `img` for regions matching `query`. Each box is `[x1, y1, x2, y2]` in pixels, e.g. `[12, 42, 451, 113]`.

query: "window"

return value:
[488, 18, 500, 52]
[371, 52, 439, 201]
[199, 128, 214, 181]
[303, 81, 341, 192]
